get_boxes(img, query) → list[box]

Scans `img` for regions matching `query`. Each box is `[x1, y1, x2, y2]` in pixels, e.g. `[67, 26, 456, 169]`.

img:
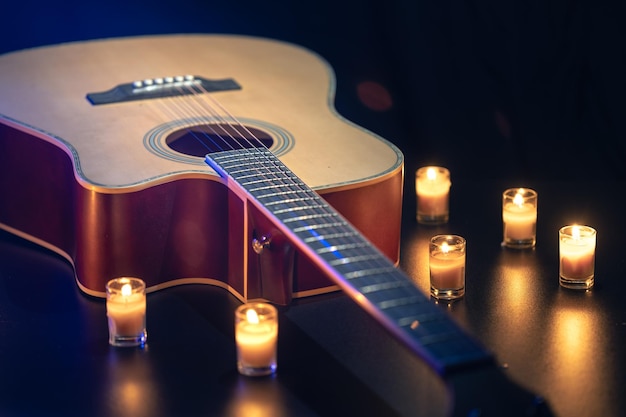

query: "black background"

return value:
[3, 0, 625, 182]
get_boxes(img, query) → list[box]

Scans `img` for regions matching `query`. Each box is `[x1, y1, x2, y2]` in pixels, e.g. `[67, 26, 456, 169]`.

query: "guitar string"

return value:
[149, 80, 391, 271]
[145, 79, 432, 347]
[145, 79, 357, 251]
[182, 82, 393, 275]
[168, 83, 375, 251]
[183, 82, 389, 262]
[153, 79, 318, 199]
[142, 78, 485, 368]
[157, 81, 238, 152]
[190, 82, 355, 239]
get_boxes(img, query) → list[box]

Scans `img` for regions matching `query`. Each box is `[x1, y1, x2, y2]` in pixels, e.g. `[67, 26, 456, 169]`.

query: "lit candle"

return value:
[429, 235, 466, 300]
[559, 225, 596, 289]
[106, 277, 147, 347]
[502, 188, 537, 249]
[235, 303, 278, 376]
[416, 166, 451, 225]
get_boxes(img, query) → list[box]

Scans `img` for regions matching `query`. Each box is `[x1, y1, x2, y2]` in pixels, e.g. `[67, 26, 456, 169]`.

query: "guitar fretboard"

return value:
[207, 148, 492, 374]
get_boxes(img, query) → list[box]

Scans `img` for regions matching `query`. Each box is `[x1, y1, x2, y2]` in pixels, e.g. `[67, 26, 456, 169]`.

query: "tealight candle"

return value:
[429, 235, 466, 300]
[416, 166, 451, 225]
[559, 225, 596, 289]
[106, 277, 147, 347]
[502, 188, 537, 249]
[235, 302, 278, 376]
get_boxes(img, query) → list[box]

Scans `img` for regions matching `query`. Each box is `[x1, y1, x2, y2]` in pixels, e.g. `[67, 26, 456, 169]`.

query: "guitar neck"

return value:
[206, 148, 492, 374]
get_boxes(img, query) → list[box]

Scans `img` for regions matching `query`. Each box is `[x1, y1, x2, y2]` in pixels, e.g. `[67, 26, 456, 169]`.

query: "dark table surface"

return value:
[0, 175, 624, 417]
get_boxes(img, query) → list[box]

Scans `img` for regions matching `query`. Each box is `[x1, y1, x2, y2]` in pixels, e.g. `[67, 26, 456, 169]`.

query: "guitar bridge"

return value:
[86, 75, 241, 105]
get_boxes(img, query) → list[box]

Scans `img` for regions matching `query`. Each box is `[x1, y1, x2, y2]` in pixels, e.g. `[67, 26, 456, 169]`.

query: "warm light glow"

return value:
[513, 191, 524, 206]
[548, 307, 598, 383]
[234, 402, 268, 417]
[500, 265, 531, 317]
[122, 382, 141, 406]
[246, 308, 259, 324]
[572, 225, 581, 240]
[111, 380, 147, 417]
[121, 283, 132, 297]
[441, 242, 450, 254]
[426, 167, 437, 180]
[544, 301, 609, 417]
[559, 311, 584, 348]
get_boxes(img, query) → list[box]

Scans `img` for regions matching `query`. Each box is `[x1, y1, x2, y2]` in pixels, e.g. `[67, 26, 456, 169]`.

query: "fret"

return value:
[300, 237, 365, 255]
[342, 265, 398, 280]
[206, 148, 492, 373]
[327, 258, 384, 274]
[281, 213, 337, 226]
[324, 246, 382, 258]
[247, 183, 303, 194]
[291, 221, 348, 234]
[254, 189, 309, 201]
[265, 196, 319, 207]
[215, 162, 268, 175]
[303, 231, 360, 243]
[264, 201, 322, 216]
[240, 176, 300, 187]
[319, 243, 372, 255]
[230, 172, 263, 181]
[358, 279, 413, 294]
[232, 172, 272, 182]
[272, 204, 328, 215]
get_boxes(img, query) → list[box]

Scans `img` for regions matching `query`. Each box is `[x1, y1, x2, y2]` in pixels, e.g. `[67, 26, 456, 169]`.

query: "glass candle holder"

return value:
[416, 166, 451, 225]
[429, 235, 466, 300]
[502, 188, 537, 249]
[235, 303, 278, 377]
[106, 277, 147, 347]
[559, 225, 596, 290]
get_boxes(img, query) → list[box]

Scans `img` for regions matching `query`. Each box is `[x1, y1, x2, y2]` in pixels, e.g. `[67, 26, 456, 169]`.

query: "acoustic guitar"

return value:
[0, 35, 551, 416]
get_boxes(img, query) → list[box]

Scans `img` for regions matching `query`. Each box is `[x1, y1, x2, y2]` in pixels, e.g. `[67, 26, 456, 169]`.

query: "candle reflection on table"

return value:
[105, 348, 160, 417]
[481, 250, 539, 362]
[545, 293, 610, 417]
[221, 375, 290, 417]
[399, 229, 434, 294]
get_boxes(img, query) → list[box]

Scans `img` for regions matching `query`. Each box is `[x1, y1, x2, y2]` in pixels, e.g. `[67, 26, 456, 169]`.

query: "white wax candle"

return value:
[416, 166, 451, 219]
[503, 202, 537, 239]
[560, 225, 596, 279]
[236, 306, 278, 370]
[106, 283, 146, 336]
[502, 188, 537, 241]
[430, 245, 466, 290]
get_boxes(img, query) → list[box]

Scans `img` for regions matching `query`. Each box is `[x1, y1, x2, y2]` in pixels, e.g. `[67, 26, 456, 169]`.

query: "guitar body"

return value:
[0, 35, 555, 416]
[0, 34, 403, 300]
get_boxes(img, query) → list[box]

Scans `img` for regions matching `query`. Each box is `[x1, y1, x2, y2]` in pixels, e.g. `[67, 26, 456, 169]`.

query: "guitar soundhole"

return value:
[165, 123, 274, 157]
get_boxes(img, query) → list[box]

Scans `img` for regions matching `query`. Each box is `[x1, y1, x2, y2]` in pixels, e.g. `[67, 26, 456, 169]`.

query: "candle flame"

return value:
[513, 191, 524, 207]
[426, 167, 437, 181]
[121, 283, 132, 297]
[441, 242, 450, 254]
[572, 225, 581, 240]
[246, 309, 260, 324]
